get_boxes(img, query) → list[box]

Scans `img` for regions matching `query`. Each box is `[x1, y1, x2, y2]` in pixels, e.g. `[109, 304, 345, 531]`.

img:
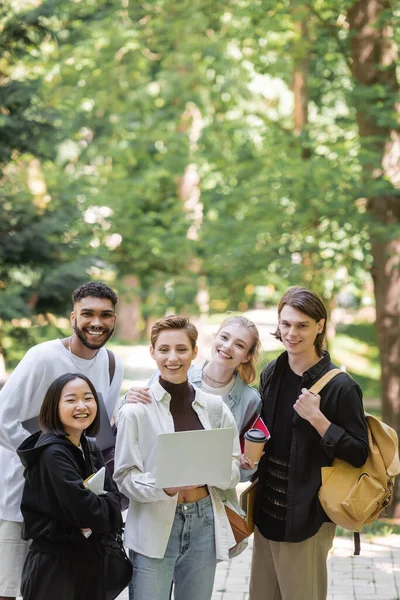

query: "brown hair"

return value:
[150, 315, 198, 350]
[216, 316, 261, 385]
[39, 373, 100, 437]
[273, 287, 327, 356]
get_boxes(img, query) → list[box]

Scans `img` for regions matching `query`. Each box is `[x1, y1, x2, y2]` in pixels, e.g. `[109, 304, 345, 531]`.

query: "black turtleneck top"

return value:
[159, 377, 204, 432]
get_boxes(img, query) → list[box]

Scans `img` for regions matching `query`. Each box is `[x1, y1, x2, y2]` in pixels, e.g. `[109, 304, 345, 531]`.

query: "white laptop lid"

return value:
[154, 427, 234, 489]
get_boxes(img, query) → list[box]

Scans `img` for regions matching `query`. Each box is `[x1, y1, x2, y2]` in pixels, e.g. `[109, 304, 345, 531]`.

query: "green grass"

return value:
[336, 520, 400, 538]
[331, 323, 381, 399]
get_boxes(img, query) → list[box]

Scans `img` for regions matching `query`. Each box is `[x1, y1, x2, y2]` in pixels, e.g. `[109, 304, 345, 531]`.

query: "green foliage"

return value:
[331, 324, 381, 399]
[2, 318, 70, 369]
[336, 520, 400, 538]
[0, 0, 98, 323]
[1, 1, 399, 380]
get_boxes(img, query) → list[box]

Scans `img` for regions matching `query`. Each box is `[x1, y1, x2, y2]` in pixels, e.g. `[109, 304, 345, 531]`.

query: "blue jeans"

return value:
[129, 495, 216, 600]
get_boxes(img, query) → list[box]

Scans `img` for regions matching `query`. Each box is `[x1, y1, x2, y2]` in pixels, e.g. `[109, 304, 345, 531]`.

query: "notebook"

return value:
[154, 427, 234, 489]
[83, 466, 106, 495]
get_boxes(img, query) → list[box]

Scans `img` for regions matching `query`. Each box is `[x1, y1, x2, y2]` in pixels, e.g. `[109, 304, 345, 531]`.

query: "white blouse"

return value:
[113, 380, 240, 560]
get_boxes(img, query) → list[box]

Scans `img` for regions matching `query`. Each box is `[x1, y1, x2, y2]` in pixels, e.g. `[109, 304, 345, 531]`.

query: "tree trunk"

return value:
[292, 3, 311, 160]
[178, 102, 209, 317]
[347, 0, 400, 516]
[115, 275, 141, 341]
[292, 7, 309, 135]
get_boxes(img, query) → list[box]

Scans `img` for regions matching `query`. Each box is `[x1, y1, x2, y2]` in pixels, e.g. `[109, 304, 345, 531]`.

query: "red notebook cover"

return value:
[240, 414, 271, 454]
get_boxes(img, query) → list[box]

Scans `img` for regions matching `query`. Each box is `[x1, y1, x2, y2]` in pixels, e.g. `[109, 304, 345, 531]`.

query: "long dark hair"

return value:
[39, 373, 100, 437]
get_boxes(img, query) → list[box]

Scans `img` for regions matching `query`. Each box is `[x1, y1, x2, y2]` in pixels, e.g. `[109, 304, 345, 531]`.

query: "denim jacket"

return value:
[188, 362, 261, 435]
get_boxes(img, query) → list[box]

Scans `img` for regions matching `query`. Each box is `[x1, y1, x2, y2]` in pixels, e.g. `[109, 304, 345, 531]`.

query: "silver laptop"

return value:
[154, 428, 234, 489]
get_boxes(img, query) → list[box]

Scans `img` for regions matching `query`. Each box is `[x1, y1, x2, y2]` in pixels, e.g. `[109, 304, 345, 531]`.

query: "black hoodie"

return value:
[17, 432, 122, 559]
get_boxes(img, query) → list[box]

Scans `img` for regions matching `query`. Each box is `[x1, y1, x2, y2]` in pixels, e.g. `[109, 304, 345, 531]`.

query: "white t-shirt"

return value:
[200, 376, 236, 404]
[0, 339, 123, 522]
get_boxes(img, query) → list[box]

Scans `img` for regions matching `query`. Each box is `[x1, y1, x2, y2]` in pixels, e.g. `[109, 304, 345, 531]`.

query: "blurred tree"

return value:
[0, 0, 96, 371]
[198, 0, 371, 310]
[2, 0, 398, 450]
[43, 0, 263, 328]
[346, 0, 400, 517]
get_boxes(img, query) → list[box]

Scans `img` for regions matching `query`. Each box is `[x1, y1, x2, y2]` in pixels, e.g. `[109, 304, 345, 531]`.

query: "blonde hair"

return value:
[216, 316, 261, 385]
[150, 315, 198, 350]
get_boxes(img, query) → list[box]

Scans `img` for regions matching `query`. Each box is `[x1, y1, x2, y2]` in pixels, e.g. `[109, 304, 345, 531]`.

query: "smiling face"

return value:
[150, 329, 198, 384]
[70, 296, 116, 350]
[58, 377, 97, 441]
[212, 324, 253, 369]
[278, 305, 325, 362]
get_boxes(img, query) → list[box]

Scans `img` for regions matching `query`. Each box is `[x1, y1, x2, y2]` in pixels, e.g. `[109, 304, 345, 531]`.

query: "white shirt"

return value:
[0, 339, 123, 522]
[200, 376, 236, 404]
[114, 380, 240, 560]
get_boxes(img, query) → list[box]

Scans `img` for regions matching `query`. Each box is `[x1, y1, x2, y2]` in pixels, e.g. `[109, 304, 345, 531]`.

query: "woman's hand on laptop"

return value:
[126, 387, 152, 404]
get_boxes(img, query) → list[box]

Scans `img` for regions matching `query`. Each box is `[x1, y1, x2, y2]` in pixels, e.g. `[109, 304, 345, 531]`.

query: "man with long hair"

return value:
[249, 287, 368, 600]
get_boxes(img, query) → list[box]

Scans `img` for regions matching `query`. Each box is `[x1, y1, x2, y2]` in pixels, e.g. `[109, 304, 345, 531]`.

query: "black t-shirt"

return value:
[255, 363, 302, 541]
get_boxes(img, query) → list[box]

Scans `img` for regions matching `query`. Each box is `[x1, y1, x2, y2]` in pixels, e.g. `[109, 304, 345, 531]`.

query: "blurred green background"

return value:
[1, 0, 399, 423]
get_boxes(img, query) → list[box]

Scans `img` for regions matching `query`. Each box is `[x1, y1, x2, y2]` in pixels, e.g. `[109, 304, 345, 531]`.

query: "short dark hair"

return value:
[273, 286, 328, 356]
[72, 282, 118, 306]
[150, 315, 198, 350]
[39, 373, 101, 437]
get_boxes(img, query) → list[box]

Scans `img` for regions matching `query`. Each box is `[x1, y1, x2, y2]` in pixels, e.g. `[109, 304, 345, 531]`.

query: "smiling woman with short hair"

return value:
[114, 315, 241, 600]
[17, 373, 123, 600]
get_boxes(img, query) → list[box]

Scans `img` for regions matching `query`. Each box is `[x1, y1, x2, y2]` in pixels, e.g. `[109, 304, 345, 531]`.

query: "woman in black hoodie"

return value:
[17, 372, 123, 600]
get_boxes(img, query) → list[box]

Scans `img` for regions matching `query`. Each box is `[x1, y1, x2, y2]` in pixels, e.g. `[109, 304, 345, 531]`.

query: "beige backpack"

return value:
[315, 371, 400, 536]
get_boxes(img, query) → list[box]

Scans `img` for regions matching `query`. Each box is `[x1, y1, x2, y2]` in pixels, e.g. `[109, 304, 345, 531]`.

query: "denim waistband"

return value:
[175, 494, 212, 517]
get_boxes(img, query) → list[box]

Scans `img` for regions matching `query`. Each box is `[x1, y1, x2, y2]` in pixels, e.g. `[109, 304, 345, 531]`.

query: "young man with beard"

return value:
[0, 281, 123, 600]
[249, 287, 369, 600]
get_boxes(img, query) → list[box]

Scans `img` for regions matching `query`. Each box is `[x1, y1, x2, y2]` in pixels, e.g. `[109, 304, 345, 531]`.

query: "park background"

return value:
[1, 0, 400, 525]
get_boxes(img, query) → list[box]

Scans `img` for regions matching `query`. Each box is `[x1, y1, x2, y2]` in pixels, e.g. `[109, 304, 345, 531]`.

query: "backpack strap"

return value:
[354, 532, 361, 556]
[106, 349, 116, 385]
[308, 368, 343, 395]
